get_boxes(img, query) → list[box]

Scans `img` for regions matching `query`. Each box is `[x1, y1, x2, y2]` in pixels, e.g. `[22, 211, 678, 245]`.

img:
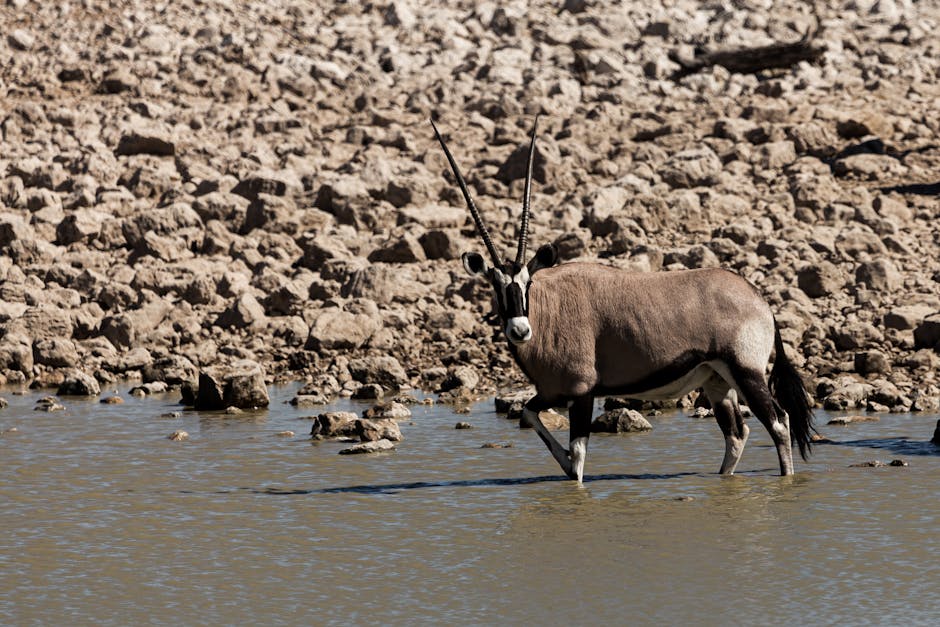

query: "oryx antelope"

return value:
[432, 117, 815, 483]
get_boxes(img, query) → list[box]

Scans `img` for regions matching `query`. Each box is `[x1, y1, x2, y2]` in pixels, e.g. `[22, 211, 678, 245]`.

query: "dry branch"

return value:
[670, 31, 826, 80]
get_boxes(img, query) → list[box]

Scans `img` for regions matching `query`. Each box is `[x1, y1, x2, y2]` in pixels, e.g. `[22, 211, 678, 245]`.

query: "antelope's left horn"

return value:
[431, 119, 503, 268]
[516, 116, 539, 265]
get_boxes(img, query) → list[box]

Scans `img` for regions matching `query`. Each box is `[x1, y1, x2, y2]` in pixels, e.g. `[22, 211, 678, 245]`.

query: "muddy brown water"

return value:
[1, 384, 938, 625]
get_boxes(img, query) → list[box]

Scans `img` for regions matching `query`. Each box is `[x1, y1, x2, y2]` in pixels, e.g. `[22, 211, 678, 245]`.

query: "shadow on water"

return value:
[818, 436, 940, 456]
[254, 471, 702, 495]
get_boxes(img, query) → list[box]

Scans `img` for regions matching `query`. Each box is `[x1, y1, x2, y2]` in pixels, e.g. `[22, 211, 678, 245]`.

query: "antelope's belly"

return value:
[595, 360, 719, 401]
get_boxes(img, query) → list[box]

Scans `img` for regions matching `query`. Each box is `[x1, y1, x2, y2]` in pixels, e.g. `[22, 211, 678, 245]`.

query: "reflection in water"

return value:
[1, 387, 938, 625]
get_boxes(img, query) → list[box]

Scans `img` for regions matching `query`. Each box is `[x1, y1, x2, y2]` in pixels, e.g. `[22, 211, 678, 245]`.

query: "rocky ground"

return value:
[1, 0, 940, 414]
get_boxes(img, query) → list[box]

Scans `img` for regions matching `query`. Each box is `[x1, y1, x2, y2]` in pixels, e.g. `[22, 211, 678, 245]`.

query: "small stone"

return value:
[481, 442, 514, 449]
[100, 396, 124, 404]
[338, 439, 396, 455]
[8, 29, 35, 51]
[225, 406, 243, 415]
[35, 397, 66, 412]
[162, 411, 182, 419]
[168, 430, 189, 441]
[276, 431, 295, 437]
[455, 422, 473, 429]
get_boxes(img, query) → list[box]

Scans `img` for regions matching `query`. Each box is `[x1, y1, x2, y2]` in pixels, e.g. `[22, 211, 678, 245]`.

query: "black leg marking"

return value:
[733, 368, 794, 476]
[568, 395, 594, 483]
[524, 395, 574, 479]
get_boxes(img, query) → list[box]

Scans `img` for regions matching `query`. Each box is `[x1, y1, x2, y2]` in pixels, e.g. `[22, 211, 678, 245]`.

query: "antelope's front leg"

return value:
[523, 396, 575, 479]
[568, 395, 594, 483]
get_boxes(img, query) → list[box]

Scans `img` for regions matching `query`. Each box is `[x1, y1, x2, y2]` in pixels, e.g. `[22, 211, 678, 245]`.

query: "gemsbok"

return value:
[432, 117, 815, 483]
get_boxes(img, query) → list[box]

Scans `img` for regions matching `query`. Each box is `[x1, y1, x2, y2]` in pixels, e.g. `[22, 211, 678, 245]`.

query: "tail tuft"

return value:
[770, 322, 816, 460]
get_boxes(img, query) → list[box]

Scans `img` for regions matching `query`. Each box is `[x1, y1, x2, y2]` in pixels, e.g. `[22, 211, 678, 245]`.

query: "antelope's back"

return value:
[521, 263, 775, 397]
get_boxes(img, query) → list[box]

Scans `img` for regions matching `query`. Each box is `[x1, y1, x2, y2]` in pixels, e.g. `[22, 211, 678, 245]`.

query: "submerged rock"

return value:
[168, 430, 189, 441]
[827, 415, 880, 425]
[338, 439, 396, 455]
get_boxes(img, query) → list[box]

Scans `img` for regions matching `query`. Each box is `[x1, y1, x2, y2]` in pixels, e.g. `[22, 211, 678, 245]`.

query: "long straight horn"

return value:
[515, 115, 539, 265]
[431, 120, 502, 267]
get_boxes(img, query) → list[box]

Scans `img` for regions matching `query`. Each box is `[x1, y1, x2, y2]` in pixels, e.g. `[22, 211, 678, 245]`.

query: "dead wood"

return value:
[670, 31, 826, 80]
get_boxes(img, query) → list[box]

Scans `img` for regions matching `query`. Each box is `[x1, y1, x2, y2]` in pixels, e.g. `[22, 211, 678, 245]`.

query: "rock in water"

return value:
[591, 408, 653, 433]
[194, 360, 269, 410]
[338, 439, 396, 455]
[57, 370, 101, 396]
[310, 412, 359, 439]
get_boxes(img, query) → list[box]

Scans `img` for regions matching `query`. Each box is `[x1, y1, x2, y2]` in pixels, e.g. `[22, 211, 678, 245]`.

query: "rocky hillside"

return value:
[1, 0, 939, 412]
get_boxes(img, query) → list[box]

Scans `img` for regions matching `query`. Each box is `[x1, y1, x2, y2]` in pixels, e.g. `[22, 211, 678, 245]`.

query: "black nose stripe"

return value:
[505, 283, 526, 317]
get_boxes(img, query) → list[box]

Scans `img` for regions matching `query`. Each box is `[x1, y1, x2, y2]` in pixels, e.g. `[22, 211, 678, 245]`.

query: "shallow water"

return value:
[1, 384, 938, 626]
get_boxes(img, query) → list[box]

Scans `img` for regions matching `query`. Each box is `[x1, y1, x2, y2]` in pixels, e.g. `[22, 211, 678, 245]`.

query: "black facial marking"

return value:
[489, 262, 529, 321]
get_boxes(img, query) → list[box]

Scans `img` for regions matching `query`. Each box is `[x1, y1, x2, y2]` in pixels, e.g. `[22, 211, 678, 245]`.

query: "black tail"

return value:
[769, 321, 816, 460]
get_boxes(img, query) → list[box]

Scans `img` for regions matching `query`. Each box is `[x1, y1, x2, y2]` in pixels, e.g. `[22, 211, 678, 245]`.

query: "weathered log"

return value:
[671, 31, 825, 80]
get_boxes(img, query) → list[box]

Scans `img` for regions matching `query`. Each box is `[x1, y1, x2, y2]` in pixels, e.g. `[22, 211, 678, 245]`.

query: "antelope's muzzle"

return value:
[506, 316, 533, 344]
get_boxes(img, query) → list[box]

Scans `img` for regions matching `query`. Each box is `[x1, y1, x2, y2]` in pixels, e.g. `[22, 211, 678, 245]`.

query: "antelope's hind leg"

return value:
[703, 374, 750, 475]
[734, 368, 794, 476]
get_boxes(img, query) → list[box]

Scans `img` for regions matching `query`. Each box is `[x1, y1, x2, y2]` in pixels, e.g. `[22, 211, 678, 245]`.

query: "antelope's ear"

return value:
[462, 252, 488, 276]
[527, 244, 557, 275]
